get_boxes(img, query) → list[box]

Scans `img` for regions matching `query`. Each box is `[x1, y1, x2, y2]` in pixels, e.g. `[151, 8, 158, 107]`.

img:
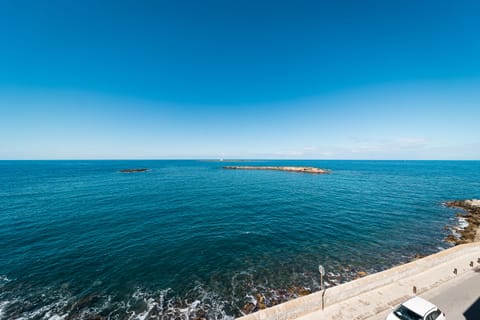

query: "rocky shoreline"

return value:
[223, 166, 331, 174]
[444, 199, 480, 245]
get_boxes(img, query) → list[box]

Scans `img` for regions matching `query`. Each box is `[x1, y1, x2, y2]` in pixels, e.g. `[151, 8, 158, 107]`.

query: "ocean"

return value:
[0, 160, 479, 319]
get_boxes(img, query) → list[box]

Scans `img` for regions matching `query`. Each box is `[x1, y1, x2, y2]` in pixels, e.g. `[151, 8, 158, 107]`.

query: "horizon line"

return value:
[1, 158, 479, 161]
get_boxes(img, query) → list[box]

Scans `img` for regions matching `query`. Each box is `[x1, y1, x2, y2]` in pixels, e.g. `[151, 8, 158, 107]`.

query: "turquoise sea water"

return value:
[1, 160, 479, 319]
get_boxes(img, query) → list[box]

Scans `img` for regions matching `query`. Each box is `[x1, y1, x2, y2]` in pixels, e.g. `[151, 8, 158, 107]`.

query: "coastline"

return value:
[238, 200, 480, 320]
[444, 199, 480, 244]
[237, 199, 480, 318]
[238, 242, 480, 320]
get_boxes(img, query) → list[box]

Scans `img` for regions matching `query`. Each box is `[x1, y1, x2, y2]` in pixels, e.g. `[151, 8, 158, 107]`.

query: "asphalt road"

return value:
[371, 267, 480, 320]
[422, 267, 480, 320]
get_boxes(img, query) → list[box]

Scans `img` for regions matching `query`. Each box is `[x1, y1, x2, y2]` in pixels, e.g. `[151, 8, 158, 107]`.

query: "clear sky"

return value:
[1, 0, 479, 160]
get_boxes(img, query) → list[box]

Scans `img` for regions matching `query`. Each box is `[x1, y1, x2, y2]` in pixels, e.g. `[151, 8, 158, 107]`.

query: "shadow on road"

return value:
[463, 297, 480, 320]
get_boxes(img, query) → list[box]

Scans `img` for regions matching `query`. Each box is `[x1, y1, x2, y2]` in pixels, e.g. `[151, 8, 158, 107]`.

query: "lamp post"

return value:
[319, 265, 326, 310]
[318, 265, 325, 290]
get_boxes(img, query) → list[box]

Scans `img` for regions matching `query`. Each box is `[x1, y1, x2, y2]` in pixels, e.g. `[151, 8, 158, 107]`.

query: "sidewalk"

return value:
[238, 243, 480, 320]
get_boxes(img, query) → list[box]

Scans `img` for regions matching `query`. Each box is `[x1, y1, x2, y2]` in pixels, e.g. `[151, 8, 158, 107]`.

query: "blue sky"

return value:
[1, 0, 479, 159]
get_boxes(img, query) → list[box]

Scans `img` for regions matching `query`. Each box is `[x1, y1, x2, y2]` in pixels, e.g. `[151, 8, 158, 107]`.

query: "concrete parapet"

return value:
[238, 242, 480, 320]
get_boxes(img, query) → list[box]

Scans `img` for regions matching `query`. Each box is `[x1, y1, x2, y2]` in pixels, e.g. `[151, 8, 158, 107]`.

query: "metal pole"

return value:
[321, 273, 323, 291]
[319, 265, 325, 310]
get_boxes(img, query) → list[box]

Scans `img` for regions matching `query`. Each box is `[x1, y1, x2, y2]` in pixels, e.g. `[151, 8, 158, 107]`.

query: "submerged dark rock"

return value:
[66, 294, 102, 320]
[119, 168, 148, 173]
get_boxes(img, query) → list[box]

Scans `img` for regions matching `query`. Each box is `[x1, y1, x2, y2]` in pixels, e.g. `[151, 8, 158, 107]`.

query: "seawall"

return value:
[238, 242, 480, 320]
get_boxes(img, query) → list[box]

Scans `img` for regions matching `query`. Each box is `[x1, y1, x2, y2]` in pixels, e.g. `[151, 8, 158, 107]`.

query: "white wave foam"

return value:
[23, 301, 62, 319]
[0, 276, 10, 282]
[245, 294, 256, 305]
[132, 299, 159, 320]
[457, 217, 469, 229]
[126, 285, 234, 320]
[0, 292, 71, 320]
[3, 283, 236, 320]
[0, 300, 9, 319]
[45, 313, 67, 320]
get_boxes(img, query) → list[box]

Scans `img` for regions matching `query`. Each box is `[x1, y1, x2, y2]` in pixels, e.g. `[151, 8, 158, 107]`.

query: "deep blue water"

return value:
[0, 160, 479, 319]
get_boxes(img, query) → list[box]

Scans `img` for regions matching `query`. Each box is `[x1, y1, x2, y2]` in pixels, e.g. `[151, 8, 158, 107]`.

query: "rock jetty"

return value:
[444, 199, 480, 245]
[119, 168, 148, 173]
[223, 166, 331, 174]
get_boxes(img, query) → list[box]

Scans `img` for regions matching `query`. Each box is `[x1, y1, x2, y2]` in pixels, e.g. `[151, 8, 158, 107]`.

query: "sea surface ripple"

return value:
[0, 160, 479, 319]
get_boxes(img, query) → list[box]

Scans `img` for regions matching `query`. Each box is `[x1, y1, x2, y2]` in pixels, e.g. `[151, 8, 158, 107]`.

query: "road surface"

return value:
[424, 267, 480, 320]
[372, 266, 480, 320]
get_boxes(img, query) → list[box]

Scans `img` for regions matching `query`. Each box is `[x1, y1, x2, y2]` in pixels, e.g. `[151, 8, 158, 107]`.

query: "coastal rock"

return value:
[296, 287, 311, 296]
[242, 302, 256, 314]
[119, 168, 148, 173]
[465, 199, 480, 208]
[446, 199, 480, 210]
[445, 235, 457, 244]
[444, 200, 480, 245]
[355, 271, 368, 279]
[412, 253, 426, 260]
[256, 293, 267, 309]
[288, 286, 312, 297]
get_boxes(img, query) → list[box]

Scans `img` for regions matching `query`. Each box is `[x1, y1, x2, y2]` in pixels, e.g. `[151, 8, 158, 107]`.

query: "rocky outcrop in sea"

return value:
[223, 166, 331, 174]
[120, 168, 148, 173]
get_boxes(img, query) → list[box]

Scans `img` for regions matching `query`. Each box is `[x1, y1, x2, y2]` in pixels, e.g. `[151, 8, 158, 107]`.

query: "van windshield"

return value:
[393, 305, 423, 320]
